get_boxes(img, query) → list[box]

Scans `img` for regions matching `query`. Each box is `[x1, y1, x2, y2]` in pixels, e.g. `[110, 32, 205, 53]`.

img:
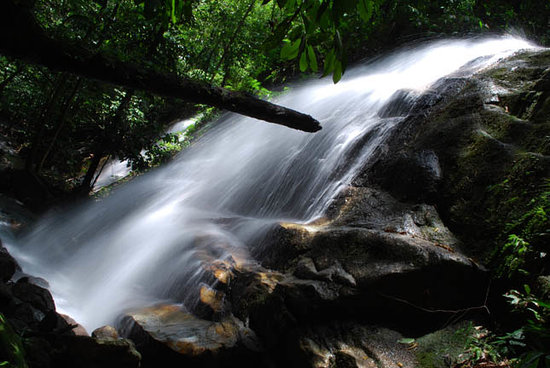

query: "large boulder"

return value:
[50, 335, 141, 368]
[117, 303, 263, 367]
[360, 49, 550, 260]
[231, 189, 487, 353]
[0, 243, 19, 282]
[225, 49, 550, 366]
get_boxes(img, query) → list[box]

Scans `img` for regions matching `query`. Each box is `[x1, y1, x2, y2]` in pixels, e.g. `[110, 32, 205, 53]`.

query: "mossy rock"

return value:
[414, 322, 473, 368]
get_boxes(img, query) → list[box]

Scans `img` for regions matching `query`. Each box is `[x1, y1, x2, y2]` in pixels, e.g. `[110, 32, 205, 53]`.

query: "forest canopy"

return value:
[0, 0, 548, 196]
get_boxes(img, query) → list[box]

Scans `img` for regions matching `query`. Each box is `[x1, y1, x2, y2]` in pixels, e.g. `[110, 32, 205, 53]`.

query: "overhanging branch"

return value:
[0, 0, 322, 133]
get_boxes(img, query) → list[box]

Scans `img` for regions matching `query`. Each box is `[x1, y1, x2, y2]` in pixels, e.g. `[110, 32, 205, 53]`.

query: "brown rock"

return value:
[60, 314, 89, 336]
[118, 303, 262, 367]
[92, 325, 119, 340]
[199, 285, 224, 313]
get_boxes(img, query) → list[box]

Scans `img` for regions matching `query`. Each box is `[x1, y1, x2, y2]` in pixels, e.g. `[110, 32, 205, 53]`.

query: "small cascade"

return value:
[5, 36, 536, 331]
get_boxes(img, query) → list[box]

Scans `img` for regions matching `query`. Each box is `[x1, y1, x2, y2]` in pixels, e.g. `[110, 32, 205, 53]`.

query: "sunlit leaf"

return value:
[333, 59, 342, 83]
[307, 45, 318, 72]
[280, 38, 301, 60]
[299, 51, 308, 71]
[322, 49, 335, 77]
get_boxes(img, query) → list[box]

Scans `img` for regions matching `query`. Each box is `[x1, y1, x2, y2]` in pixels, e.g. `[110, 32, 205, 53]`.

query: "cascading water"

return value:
[4, 36, 536, 332]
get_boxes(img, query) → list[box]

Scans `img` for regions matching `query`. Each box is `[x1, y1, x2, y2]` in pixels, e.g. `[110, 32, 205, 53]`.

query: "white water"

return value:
[6, 37, 536, 331]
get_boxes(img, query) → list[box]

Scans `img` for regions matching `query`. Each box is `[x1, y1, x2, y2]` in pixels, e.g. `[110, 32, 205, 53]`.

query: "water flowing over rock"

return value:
[3, 37, 550, 367]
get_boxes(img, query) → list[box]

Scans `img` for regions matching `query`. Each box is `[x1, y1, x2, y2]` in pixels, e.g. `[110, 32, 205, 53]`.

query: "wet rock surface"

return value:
[358, 49, 550, 258]
[118, 303, 263, 367]
[223, 48, 550, 366]
[1, 225, 141, 367]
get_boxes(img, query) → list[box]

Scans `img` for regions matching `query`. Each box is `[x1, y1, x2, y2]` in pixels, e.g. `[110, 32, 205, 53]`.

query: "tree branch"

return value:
[0, 0, 322, 133]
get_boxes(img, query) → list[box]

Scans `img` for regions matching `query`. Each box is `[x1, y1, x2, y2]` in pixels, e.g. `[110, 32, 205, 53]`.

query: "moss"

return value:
[414, 322, 472, 368]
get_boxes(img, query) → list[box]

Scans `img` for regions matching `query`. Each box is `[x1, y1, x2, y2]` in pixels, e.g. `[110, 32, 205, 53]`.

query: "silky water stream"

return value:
[3, 36, 537, 331]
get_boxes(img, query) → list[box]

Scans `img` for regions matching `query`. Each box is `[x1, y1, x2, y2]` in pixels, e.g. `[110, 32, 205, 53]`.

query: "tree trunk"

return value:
[37, 78, 83, 172]
[80, 90, 134, 192]
[0, 0, 321, 133]
[81, 151, 104, 191]
[25, 74, 68, 171]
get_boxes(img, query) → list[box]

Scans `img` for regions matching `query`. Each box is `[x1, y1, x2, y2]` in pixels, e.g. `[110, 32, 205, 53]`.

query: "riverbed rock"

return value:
[368, 150, 442, 203]
[92, 325, 119, 340]
[0, 242, 19, 282]
[117, 303, 263, 367]
[60, 313, 89, 336]
[286, 324, 417, 368]
[51, 335, 141, 368]
[10, 278, 55, 314]
[378, 89, 418, 118]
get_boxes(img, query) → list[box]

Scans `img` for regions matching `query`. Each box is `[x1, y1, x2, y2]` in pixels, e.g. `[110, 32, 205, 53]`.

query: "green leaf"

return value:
[333, 60, 343, 83]
[299, 51, 308, 72]
[316, 1, 329, 21]
[357, 0, 374, 22]
[319, 10, 331, 30]
[307, 45, 318, 72]
[280, 38, 301, 60]
[322, 49, 335, 77]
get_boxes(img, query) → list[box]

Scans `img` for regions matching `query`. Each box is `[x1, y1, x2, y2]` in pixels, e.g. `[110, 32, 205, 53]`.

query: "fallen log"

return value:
[0, 0, 321, 133]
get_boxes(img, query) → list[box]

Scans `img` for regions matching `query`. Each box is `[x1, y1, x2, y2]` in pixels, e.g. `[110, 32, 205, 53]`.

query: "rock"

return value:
[0, 281, 14, 313]
[117, 303, 263, 367]
[413, 321, 474, 368]
[200, 285, 224, 314]
[0, 243, 19, 282]
[205, 259, 235, 285]
[52, 335, 141, 368]
[12, 301, 46, 326]
[18, 275, 50, 289]
[10, 278, 55, 313]
[282, 323, 417, 368]
[378, 89, 418, 118]
[23, 336, 53, 368]
[38, 310, 74, 334]
[60, 314, 89, 336]
[254, 221, 315, 269]
[92, 325, 119, 340]
[228, 171, 486, 360]
[369, 150, 442, 203]
[360, 49, 550, 260]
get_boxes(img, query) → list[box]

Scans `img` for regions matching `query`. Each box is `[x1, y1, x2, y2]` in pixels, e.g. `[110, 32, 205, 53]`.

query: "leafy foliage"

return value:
[0, 314, 27, 368]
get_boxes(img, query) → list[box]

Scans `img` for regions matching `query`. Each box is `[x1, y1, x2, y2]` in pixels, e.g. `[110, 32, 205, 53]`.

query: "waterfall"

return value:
[5, 36, 536, 332]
